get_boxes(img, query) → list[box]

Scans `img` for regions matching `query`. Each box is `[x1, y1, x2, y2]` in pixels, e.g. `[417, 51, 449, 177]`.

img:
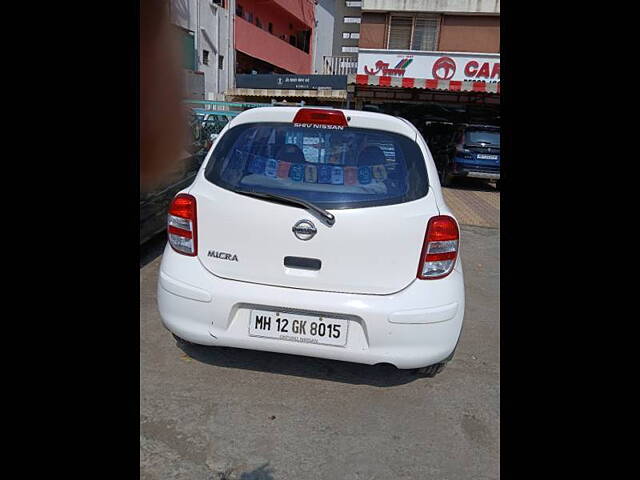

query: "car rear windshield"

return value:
[204, 122, 428, 209]
[466, 129, 500, 146]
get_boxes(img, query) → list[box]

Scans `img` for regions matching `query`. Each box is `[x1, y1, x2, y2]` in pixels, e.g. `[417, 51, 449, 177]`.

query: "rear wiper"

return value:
[233, 189, 336, 226]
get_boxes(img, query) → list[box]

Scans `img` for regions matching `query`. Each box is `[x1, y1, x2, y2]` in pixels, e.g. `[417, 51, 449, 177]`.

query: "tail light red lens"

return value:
[418, 215, 459, 280]
[293, 108, 348, 127]
[167, 194, 197, 256]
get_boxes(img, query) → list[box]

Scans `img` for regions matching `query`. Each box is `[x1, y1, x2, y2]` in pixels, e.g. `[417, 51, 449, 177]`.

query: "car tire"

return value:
[415, 362, 446, 377]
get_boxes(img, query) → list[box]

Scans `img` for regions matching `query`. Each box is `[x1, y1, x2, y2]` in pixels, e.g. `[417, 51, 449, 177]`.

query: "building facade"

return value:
[169, 0, 235, 100]
[351, 0, 500, 123]
[359, 0, 499, 53]
[234, 0, 316, 75]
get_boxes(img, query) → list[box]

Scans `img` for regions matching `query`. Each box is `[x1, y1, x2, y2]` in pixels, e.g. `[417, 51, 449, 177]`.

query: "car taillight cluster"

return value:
[418, 215, 459, 280]
[167, 194, 197, 256]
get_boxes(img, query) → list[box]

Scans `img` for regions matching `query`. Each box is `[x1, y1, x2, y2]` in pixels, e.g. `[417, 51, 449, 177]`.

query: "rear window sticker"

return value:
[358, 166, 372, 184]
[247, 154, 266, 175]
[276, 161, 291, 179]
[318, 164, 332, 184]
[264, 158, 278, 178]
[344, 166, 358, 185]
[372, 165, 388, 181]
[304, 165, 318, 183]
[331, 166, 344, 185]
[289, 163, 305, 182]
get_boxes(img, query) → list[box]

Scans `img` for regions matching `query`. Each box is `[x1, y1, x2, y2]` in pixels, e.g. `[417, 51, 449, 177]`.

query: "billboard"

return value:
[236, 74, 348, 90]
[357, 49, 500, 83]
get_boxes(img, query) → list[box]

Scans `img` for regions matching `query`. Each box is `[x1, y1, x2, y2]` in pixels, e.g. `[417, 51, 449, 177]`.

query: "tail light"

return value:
[418, 216, 459, 280]
[167, 194, 197, 256]
[293, 108, 348, 127]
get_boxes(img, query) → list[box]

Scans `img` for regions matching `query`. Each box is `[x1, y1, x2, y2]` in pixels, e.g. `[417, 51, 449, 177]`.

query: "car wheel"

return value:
[415, 362, 446, 377]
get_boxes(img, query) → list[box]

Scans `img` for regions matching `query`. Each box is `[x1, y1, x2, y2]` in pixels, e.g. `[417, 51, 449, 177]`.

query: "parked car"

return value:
[434, 124, 501, 188]
[140, 150, 204, 245]
[157, 107, 465, 376]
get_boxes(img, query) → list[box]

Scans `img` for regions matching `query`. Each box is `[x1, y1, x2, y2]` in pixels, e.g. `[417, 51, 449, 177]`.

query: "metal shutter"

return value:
[412, 16, 440, 51]
[388, 16, 413, 49]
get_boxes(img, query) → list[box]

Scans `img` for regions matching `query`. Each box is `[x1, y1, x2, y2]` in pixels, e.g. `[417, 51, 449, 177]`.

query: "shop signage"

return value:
[236, 74, 348, 90]
[358, 50, 500, 82]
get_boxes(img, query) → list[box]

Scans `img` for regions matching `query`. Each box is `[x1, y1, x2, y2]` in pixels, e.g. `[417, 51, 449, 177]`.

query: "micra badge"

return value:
[208, 250, 238, 262]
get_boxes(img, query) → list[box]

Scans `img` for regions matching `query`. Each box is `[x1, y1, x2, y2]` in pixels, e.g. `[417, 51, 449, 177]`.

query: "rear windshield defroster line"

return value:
[204, 122, 429, 210]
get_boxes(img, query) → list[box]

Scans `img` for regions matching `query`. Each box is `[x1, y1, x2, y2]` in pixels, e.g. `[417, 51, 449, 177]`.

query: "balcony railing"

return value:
[323, 56, 358, 75]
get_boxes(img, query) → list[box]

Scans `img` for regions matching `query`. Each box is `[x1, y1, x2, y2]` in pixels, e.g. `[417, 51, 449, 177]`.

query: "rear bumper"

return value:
[157, 244, 465, 369]
[452, 169, 500, 180]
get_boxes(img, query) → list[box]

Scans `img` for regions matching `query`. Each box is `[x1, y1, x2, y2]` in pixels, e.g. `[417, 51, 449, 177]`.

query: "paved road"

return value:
[442, 178, 499, 229]
[140, 225, 500, 480]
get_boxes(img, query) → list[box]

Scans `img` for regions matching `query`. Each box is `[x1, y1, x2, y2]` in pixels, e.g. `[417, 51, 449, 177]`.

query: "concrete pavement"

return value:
[140, 224, 500, 480]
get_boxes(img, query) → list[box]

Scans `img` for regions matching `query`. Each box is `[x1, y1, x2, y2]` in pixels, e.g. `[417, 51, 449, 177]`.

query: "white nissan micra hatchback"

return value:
[157, 107, 465, 377]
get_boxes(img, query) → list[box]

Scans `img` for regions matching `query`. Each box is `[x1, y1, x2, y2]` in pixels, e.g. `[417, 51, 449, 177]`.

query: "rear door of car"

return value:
[190, 108, 441, 295]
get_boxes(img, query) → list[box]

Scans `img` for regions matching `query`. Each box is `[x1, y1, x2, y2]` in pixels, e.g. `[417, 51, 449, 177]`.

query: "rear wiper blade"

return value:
[233, 190, 335, 226]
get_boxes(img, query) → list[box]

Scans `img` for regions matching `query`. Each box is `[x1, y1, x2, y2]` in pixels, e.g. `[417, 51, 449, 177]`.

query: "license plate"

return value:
[249, 309, 349, 347]
[477, 154, 498, 160]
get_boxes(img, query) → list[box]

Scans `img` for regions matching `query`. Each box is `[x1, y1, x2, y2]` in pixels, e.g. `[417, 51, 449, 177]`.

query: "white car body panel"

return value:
[157, 107, 465, 369]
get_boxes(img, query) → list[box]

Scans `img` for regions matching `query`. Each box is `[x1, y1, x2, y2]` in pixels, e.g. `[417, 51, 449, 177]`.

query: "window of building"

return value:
[202, 49, 209, 65]
[344, 17, 361, 24]
[387, 15, 440, 50]
[343, 32, 360, 39]
[218, 55, 224, 70]
[346, 1, 362, 7]
[342, 46, 359, 53]
[176, 27, 196, 71]
[256, 17, 262, 29]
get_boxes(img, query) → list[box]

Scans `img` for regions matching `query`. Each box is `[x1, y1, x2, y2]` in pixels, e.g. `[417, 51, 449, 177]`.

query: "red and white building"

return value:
[349, 0, 500, 121]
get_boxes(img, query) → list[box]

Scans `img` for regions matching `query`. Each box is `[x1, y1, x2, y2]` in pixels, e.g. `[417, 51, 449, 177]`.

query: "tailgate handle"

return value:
[284, 256, 321, 271]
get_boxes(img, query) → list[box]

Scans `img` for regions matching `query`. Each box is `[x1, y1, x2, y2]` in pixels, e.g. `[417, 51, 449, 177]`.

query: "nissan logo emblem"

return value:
[292, 220, 317, 241]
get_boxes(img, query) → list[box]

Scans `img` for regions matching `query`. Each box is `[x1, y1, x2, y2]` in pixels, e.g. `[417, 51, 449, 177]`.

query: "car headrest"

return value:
[276, 144, 305, 163]
[357, 146, 386, 166]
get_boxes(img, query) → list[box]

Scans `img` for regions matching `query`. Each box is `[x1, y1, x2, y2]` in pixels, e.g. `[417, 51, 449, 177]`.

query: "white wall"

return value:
[361, 0, 500, 14]
[170, 0, 235, 100]
[313, 0, 337, 73]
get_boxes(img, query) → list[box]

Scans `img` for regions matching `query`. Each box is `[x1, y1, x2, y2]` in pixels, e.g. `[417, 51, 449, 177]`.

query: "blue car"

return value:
[434, 124, 501, 188]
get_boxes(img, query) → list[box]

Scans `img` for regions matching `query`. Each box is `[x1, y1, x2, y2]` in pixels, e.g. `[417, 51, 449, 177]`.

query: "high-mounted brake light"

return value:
[418, 215, 459, 280]
[167, 194, 197, 256]
[293, 108, 348, 127]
